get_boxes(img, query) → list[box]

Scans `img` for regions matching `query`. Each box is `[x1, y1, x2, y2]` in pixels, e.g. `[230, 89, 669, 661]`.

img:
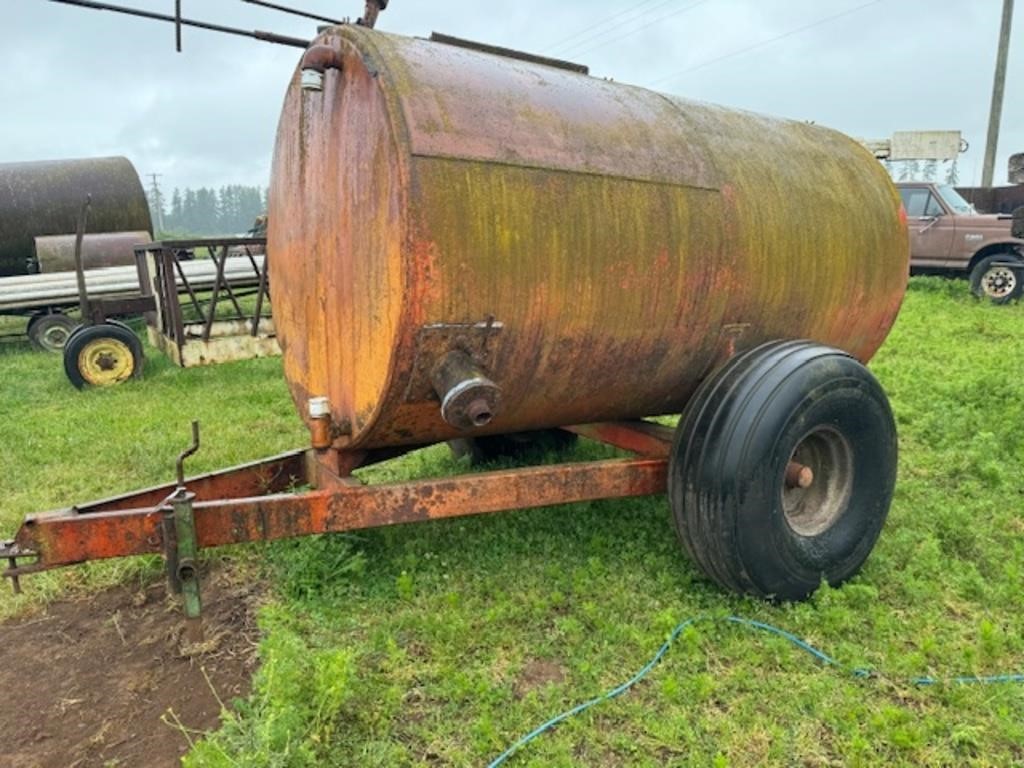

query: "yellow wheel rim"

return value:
[78, 338, 135, 386]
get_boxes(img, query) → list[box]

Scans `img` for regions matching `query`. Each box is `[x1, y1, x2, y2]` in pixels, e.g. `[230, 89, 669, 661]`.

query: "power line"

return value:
[239, 0, 342, 25]
[647, 0, 882, 88]
[543, 0, 676, 55]
[558, 0, 714, 60]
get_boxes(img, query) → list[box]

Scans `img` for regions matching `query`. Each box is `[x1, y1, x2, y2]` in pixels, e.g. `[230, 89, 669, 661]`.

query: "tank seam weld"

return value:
[408, 152, 721, 192]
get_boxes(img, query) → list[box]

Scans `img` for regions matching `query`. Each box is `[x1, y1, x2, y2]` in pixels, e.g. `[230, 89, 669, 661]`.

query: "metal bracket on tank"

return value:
[403, 318, 504, 402]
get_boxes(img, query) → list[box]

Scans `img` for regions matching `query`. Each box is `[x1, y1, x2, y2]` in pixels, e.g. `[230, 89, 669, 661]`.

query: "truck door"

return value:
[899, 186, 956, 267]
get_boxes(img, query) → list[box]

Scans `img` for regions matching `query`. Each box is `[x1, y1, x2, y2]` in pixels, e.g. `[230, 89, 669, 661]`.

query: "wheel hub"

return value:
[42, 326, 72, 350]
[79, 339, 134, 386]
[983, 266, 1017, 299]
[782, 427, 854, 537]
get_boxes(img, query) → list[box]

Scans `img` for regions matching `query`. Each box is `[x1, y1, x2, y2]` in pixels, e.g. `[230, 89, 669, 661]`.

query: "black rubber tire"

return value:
[63, 322, 144, 389]
[27, 313, 77, 353]
[63, 322, 90, 349]
[448, 429, 578, 465]
[668, 340, 897, 601]
[63, 318, 133, 351]
[969, 254, 1023, 304]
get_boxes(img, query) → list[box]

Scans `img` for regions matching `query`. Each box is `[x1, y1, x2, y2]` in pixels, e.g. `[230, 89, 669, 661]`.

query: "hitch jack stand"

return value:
[163, 488, 203, 641]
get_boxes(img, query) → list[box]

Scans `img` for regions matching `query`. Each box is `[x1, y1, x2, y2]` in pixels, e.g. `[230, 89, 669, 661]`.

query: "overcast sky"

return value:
[2, 0, 1020, 197]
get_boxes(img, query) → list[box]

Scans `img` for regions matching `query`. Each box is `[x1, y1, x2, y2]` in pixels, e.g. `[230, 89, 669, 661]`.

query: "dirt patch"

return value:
[0, 566, 263, 768]
[514, 658, 566, 698]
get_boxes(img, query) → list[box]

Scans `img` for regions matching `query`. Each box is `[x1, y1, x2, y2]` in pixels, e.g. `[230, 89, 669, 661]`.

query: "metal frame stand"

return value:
[2, 421, 674, 622]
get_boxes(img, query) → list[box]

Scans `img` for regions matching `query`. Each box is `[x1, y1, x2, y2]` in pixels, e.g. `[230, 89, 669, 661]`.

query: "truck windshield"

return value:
[936, 185, 974, 214]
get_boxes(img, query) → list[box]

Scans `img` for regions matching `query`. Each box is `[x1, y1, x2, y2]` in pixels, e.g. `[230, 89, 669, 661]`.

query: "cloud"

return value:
[2, 0, 1020, 190]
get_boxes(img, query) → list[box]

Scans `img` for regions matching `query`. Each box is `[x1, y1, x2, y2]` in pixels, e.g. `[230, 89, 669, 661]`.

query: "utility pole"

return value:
[147, 173, 166, 233]
[982, 0, 1014, 188]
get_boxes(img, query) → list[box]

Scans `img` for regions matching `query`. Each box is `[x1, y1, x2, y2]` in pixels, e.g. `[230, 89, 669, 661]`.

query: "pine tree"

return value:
[182, 189, 198, 233]
[946, 160, 959, 186]
[169, 188, 183, 230]
[157, 184, 271, 236]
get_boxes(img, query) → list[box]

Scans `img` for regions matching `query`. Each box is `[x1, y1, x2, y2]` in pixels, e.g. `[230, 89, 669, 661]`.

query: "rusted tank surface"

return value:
[0, 157, 152, 277]
[268, 27, 909, 450]
[33, 230, 151, 274]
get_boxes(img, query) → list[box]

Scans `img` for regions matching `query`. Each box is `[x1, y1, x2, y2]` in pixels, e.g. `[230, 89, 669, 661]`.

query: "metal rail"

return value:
[136, 238, 270, 350]
[48, 0, 311, 48]
[0, 254, 265, 314]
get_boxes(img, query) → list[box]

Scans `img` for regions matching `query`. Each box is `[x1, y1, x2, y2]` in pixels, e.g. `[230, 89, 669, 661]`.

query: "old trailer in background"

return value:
[0, 156, 153, 350]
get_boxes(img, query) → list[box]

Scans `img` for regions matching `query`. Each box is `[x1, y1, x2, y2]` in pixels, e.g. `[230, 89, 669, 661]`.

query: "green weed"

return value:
[3, 278, 1024, 765]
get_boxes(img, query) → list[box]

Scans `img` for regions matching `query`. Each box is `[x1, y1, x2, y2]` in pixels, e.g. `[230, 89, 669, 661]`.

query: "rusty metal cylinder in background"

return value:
[0, 157, 152, 277]
[269, 27, 910, 450]
[33, 231, 151, 274]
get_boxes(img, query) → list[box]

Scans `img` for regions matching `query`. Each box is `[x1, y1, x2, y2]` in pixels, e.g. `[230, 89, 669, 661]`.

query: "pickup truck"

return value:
[897, 181, 1024, 303]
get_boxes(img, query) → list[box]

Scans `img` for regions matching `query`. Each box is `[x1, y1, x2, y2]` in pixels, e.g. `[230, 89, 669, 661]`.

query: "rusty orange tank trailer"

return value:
[2, 26, 909, 628]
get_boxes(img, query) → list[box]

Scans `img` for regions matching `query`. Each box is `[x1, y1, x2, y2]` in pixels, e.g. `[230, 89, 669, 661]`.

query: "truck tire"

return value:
[970, 254, 1023, 304]
[668, 340, 897, 601]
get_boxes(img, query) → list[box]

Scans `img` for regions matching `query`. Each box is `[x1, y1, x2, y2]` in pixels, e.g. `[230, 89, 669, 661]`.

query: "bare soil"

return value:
[514, 657, 566, 699]
[0, 567, 262, 768]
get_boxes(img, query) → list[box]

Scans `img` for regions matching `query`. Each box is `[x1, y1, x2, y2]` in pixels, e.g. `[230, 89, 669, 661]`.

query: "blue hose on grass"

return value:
[486, 614, 1024, 767]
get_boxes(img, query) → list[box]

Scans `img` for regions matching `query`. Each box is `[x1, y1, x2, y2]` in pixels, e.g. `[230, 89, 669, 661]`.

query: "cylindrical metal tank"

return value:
[268, 27, 909, 450]
[33, 231, 151, 274]
[0, 157, 153, 277]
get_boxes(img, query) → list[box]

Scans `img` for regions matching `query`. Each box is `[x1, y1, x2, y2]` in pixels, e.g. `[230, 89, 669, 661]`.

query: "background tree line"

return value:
[883, 159, 960, 185]
[148, 185, 268, 236]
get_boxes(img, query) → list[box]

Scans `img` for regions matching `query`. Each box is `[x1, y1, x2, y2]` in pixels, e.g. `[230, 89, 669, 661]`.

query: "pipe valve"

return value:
[432, 350, 502, 431]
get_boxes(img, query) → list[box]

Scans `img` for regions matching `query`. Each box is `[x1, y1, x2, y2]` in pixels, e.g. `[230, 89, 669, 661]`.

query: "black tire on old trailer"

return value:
[27, 312, 77, 353]
[668, 340, 897, 602]
[63, 318, 136, 350]
[63, 322, 144, 389]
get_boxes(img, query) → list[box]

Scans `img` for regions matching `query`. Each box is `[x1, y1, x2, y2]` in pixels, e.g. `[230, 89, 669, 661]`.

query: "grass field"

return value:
[2, 277, 1023, 766]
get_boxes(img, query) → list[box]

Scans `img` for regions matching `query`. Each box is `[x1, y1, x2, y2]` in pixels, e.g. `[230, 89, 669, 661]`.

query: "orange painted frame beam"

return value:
[3, 428, 669, 582]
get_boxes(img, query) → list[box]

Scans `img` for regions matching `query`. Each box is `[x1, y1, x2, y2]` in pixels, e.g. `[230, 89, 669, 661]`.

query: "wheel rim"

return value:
[39, 323, 72, 352]
[77, 338, 135, 386]
[782, 427, 854, 537]
[981, 265, 1018, 299]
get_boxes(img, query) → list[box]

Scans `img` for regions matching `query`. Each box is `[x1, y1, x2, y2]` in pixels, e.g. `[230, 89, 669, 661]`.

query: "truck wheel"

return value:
[63, 322, 144, 389]
[27, 313, 77, 353]
[668, 340, 897, 601]
[448, 430, 578, 465]
[970, 254, 1023, 304]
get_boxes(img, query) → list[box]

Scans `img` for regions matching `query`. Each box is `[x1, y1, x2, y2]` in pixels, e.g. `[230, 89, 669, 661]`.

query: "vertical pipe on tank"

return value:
[299, 44, 343, 91]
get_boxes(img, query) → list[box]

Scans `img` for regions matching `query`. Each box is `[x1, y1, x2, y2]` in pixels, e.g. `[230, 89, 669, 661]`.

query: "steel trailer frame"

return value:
[2, 420, 673, 631]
